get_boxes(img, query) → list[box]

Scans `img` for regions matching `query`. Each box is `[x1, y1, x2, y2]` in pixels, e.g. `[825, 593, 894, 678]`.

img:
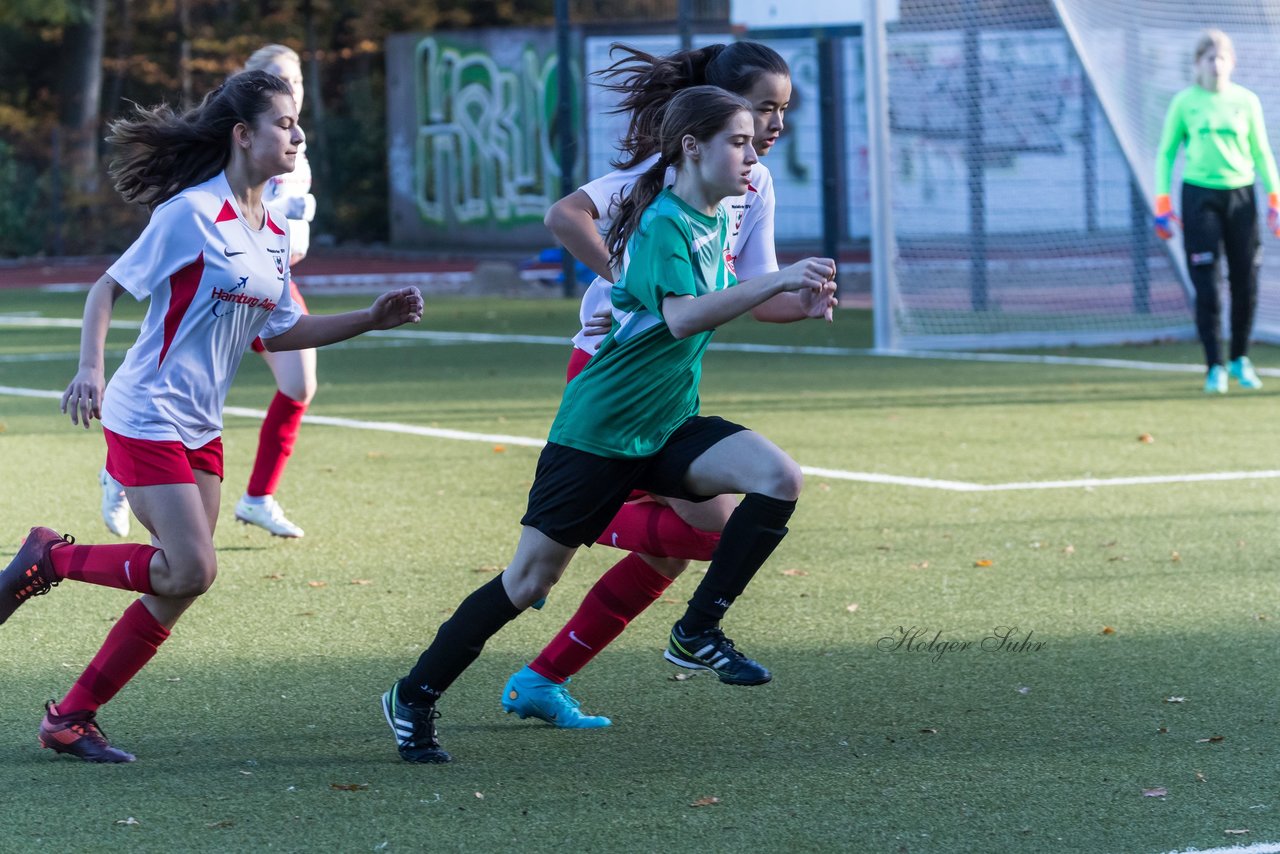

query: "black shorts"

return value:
[521, 415, 748, 547]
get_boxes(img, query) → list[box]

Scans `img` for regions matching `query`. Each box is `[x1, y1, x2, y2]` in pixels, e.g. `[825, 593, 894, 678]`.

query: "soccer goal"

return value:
[870, 0, 1280, 351]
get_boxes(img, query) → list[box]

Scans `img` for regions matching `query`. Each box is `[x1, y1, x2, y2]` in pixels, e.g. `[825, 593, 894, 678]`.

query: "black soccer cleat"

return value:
[381, 681, 452, 764]
[664, 624, 772, 686]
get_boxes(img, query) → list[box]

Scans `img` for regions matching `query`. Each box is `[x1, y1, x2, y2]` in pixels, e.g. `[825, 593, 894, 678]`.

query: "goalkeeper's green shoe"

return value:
[1228, 356, 1262, 390]
[1204, 365, 1228, 394]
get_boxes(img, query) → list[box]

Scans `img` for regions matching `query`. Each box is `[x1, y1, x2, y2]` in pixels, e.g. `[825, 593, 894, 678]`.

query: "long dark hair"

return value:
[604, 86, 752, 270]
[596, 41, 789, 169]
[107, 70, 294, 209]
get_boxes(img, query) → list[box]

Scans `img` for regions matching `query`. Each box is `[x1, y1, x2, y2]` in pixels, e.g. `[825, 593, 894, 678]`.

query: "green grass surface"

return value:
[1, 291, 1277, 853]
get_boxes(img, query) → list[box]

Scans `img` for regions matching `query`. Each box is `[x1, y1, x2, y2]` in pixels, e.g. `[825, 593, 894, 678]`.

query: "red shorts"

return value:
[104, 428, 224, 486]
[251, 277, 308, 353]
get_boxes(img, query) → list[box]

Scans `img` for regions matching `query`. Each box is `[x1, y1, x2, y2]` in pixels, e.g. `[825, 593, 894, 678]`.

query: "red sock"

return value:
[530, 553, 673, 682]
[59, 599, 171, 715]
[51, 543, 157, 594]
[596, 502, 721, 561]
[247, 391, 307, 497]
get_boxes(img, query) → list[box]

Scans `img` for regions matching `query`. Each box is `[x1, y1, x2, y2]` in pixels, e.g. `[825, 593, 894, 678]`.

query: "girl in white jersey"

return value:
[98, 44, 318, 538]
[501, 42, 830, 728]
[0, 70, 423, 763]
[383, 85, 835, 764]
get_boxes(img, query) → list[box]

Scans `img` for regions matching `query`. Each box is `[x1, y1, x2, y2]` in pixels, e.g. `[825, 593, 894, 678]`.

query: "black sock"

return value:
[400, 574, 522, 704]
[678, 493, 796, 635]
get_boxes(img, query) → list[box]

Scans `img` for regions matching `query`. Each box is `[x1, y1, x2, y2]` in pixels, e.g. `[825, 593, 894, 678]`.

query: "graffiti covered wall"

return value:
[387, 30, 581, 249]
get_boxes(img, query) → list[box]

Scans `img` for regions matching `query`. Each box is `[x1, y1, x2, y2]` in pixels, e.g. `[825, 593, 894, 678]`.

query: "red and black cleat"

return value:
[0, 527, 72, 625]
[39, 701, 136, 763]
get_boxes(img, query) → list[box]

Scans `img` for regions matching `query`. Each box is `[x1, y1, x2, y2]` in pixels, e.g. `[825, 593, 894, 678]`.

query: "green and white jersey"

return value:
[548, 188, 735, 458]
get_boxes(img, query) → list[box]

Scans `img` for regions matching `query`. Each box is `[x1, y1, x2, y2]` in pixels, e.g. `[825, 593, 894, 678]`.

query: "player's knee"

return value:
[641, 555, 690, 579]
[160, 551, 218, 598]
[761, 456, 803, 502]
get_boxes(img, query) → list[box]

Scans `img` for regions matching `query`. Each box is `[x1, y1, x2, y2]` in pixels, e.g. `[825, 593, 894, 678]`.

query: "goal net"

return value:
[875, 0, 1280, 351]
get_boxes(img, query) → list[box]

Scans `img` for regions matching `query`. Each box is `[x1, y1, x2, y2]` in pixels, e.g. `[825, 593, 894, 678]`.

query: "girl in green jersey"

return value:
[382, 86, 837, 763]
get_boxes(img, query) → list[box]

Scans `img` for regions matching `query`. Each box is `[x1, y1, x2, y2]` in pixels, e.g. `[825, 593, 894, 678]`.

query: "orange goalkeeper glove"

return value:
[1268, 193, 1280, 238]
[1153, 195, 1178, 240]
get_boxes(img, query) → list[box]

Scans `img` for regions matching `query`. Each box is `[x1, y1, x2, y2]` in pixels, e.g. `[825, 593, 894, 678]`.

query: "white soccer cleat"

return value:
[99, 468, 131, 537]
[235, 495, 305, 538]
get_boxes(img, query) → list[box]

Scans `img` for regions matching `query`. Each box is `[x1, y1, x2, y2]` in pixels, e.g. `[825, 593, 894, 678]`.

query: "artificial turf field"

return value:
[1, 289, 1277, 853]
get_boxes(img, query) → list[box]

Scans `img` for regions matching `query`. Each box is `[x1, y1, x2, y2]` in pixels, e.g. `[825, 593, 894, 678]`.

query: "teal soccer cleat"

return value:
[1228, 356, 1262, 389]
[1204, 364, 1228, 394]
[501, 666, 611, 728]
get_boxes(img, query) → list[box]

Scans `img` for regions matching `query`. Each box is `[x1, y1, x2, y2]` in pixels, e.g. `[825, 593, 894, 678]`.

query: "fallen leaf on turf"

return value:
[1196, 736, 1225, 744]
[919, 728, 938, 734]
[330, 783, 369, 791]
[1224, 829, 1250, 836]
[166, 677, 181, 683]
[474, 792, 484, 799]
[115, 817, 140, 826]
[846, 603, 859, 613]
[1063, 545, 1075, 555]
[307, 581, 327, 588]
[819, 483, 830, 491]
[1101, 626, 1116, 635]
[1195, 771, 1206, 782]
[781, 568, 808, 577]
[1017, 686, 1031, 695]
[670, 672, 695, 681]
[349, 579, 372, 586]
[264, 573, 284, 580]
[1157, 727, 1168, 734]
[1138, 433, 1154, 443]
[1171, 551, 1181, 562]
[1141, 787, 1167, 798]
[658, 597, 681, 605]
[207, 820, 234, 829]
[974, 559, 993, 567]
[493, 445, 505, 453]
[367, 451, 384, 459]
[1164, 696, 1186, 704]
[876, 544, 892, 551]
[294, 611, 315, 617]
[1101, 540, 1118, 548]
[690, 796, 720, 807]
[911, 561, 930, 569]
[473, 566, 502, 574]
[239, 771, 253, 776]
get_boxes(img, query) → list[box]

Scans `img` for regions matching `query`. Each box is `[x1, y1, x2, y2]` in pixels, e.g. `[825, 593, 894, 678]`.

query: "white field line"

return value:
[10, 314, 1280, 375]
[6, 384, 1280, 492]
[1159, 843, 1280, 854]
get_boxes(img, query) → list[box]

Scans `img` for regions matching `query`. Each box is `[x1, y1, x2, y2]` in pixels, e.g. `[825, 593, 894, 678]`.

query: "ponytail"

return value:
[604, 86, 752, 271]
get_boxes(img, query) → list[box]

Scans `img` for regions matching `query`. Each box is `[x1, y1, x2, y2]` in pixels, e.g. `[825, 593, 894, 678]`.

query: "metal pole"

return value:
[864, 0, 898, 352]
[817, 35, 841, 271]
[678, 0, 693, 51]
[555, 0, 578, 296]
[964, 0, 987, 313]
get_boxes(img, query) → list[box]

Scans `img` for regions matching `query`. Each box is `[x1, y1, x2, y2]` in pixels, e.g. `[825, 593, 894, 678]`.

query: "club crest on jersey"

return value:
[724, 248, 737, 276]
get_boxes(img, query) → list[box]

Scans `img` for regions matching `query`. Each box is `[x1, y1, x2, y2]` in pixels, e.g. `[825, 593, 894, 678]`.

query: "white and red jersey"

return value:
[571, 154, 777, 354]
[102, 171, 303, 448]
[263, 142, 314, 258]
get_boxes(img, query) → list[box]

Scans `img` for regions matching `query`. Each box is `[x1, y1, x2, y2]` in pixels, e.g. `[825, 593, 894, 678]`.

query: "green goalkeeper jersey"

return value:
[1156, 82, 1279, 194]
[547, 188, 735, 458]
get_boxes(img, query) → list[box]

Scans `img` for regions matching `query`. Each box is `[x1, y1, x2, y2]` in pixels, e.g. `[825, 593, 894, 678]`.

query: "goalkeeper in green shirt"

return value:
[1155, 28, 1280, 394]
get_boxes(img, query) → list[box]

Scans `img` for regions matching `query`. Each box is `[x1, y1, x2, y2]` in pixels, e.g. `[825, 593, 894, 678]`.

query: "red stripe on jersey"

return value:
[266, 212, 286, 235]
[214, 200, 238, 223]
[746, 183, 757, 194]
[158, 253, 204, 367]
